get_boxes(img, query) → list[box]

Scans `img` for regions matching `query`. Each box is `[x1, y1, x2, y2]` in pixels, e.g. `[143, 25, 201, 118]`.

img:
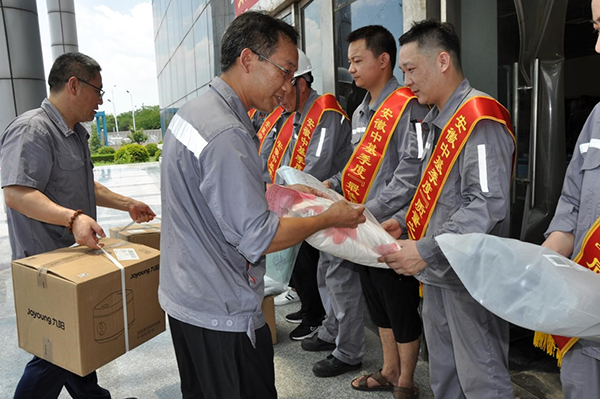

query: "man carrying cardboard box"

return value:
[0, 52, 155, 399]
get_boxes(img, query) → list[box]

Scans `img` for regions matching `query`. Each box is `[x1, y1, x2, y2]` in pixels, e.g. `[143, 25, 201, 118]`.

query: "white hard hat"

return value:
[295, 48, 313, 78]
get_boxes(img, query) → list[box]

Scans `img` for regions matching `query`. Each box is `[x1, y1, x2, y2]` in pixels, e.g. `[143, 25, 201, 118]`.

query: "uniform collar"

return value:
[424, 78, 473, 131]
[41, 98, 85, 138]
[357, 76, 400, 117]
[209, 76, 256, 136]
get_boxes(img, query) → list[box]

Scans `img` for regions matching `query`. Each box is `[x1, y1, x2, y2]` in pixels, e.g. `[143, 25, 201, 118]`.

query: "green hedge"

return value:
[115, 144, 150, 164]
[91, 154, 115, 163]
[97, 146, 116, 154]
[145, 143, 158, 156]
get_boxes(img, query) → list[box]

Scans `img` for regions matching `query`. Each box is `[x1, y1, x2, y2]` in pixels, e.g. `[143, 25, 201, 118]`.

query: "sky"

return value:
[36, 0, 159, 116]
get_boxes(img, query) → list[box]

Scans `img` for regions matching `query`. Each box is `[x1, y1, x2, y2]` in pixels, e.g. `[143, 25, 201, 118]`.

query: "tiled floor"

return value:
[0, 163, 561, 398]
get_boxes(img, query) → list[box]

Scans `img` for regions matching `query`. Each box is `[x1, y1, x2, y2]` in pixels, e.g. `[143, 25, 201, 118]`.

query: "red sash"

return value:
[341, 87, 416, 204]
[248, 108, 257, 119]
[534, 216, 600, 365]
[266, 113, 295, 183]
[256, 106, 284, 154]
[289, 94, 348, 171]
[406, 96, 515, 240]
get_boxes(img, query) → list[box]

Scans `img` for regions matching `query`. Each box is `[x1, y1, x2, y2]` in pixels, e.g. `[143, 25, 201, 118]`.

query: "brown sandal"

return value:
[351, 370, 394, 392]
[392, 386, 419, 399]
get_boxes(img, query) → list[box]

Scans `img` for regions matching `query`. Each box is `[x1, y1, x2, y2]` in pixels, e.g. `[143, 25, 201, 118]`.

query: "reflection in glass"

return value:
[302, 1, 323, 94]
[334, 0, 404, 113]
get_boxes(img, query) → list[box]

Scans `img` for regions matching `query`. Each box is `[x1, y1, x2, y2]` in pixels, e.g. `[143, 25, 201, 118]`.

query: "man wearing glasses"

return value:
[159, 11, 365, 399]
[0, 52, 155, 398]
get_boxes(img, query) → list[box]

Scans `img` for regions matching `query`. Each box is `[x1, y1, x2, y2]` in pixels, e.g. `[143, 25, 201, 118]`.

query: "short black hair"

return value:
[399, 19, 462, 72]
[346, 25, 397, 68]
[48, 52, 102, 93]
[220, 11, 299, 73]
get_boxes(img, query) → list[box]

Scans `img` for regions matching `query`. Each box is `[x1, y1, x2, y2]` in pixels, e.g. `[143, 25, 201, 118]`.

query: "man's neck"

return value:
[221, 72, 249, 110]
[48, 96, 76, 130]
[366, 74, 393, 107]
[435, 75, 464, 112]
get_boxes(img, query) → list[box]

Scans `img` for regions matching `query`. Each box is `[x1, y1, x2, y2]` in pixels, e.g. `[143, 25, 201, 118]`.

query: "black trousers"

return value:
[169, 315, 277, 399]
[289, 241, 325, 326]
[14, 356, 110, 399]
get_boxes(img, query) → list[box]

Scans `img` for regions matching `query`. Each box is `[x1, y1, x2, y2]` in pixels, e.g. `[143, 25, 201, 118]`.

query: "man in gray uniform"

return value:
[0, 52, 155, 399]
[159, 12, 365, 399]
[276, 48, 353, 341]
[380, 20, 515, 398]
[307, 26, 428, 386]
[542, 1, 600, 396]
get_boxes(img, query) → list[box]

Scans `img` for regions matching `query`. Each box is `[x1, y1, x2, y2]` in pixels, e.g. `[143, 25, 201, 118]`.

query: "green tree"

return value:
[135, 105, 161, 130]
[89, 131, 102, 153]
[128, 128, 148, 144]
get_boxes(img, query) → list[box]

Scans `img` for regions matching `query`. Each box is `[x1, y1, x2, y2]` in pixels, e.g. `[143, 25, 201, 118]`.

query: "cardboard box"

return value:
[109, 223, 161, 250]
[12, 238, 165, 376]
[262, 295, 277, 344]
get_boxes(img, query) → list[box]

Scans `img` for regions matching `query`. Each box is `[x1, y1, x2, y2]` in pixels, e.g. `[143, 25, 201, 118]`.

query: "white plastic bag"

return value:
[436, 233, 600, 340]
[265, 244, 301, 284]
[266, 167, 399, 268]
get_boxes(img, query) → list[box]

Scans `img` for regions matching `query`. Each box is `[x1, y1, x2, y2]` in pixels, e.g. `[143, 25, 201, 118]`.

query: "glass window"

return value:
[194, 11, 211, 88]
[183, 32, 197, 96]
[281, 12, 293, 26]
[334, 0, 403, 114]
[180, 0, 193, 37]
[192, 0, 208, 22]
[175, 46, 187, 103]
[301, 1, 323, 94]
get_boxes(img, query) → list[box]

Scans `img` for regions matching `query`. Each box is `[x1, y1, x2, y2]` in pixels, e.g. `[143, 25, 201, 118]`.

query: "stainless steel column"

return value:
[0, 0, 47, 133]
[46, 0, 78, 61]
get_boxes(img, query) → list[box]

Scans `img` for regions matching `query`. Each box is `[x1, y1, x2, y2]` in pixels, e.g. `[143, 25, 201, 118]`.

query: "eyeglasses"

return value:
[75, 77, 105, 97]
[251, 50, 292, 80]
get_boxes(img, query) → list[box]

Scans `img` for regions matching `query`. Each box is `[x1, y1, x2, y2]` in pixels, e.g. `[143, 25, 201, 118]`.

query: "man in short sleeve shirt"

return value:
[0, 52, 155, 399]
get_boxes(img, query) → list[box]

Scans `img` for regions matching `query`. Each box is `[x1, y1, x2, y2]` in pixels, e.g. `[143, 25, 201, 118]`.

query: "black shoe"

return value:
[289, 324, 320, 341]
[301, 334, 336, 352]
[313, 354, 362, 377]
[285, 310, 304, 324]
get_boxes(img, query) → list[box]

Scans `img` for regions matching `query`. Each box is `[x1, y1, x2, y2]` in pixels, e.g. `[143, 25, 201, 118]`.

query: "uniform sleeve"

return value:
[365, 101, 428, 223]
[198, 128, 280, 264]
[302, 112, 352, 181]
[416, 120, 515, 266]
[0, 122, 53, 191]
[546, 105, 600, 236]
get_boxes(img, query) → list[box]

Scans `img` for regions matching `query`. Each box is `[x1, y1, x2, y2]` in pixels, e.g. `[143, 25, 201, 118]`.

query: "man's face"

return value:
[279, 80, 297, 112]
[347, 39, 383, 91]
[78, 72, 104, 123]
[593, 0, 600, 53]
[399, 42, 437, 106]
[253, 36, 298, 112]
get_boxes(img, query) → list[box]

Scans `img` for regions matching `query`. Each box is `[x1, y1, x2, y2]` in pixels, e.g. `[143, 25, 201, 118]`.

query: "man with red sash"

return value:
[540, 2, 600, 396]
[273, 49, 354, 343]
[308, 26, 428, 391]
[379, 20, 515, 398]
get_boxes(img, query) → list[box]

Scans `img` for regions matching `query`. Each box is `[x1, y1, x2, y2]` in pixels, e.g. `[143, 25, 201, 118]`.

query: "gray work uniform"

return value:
[159, 77, 280, 345]
[400, 79, 515, 399]
[0, 99, 96, 259]
[318, 77, 428, 363]
[276, 89, 353, 184]
[546, 103, 600, 399]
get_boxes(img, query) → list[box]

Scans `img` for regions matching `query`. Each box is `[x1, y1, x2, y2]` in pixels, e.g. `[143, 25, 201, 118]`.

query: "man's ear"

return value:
[239, 48, 254, 73]
[65, 76, 79, 96]
[379, 52, 391, 70]
[298, 77, 308, 93]
[438, 51, 451, 74]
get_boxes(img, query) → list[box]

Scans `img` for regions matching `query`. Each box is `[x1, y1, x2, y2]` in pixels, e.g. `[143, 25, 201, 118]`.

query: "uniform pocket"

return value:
[57, 153, 85, 171]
